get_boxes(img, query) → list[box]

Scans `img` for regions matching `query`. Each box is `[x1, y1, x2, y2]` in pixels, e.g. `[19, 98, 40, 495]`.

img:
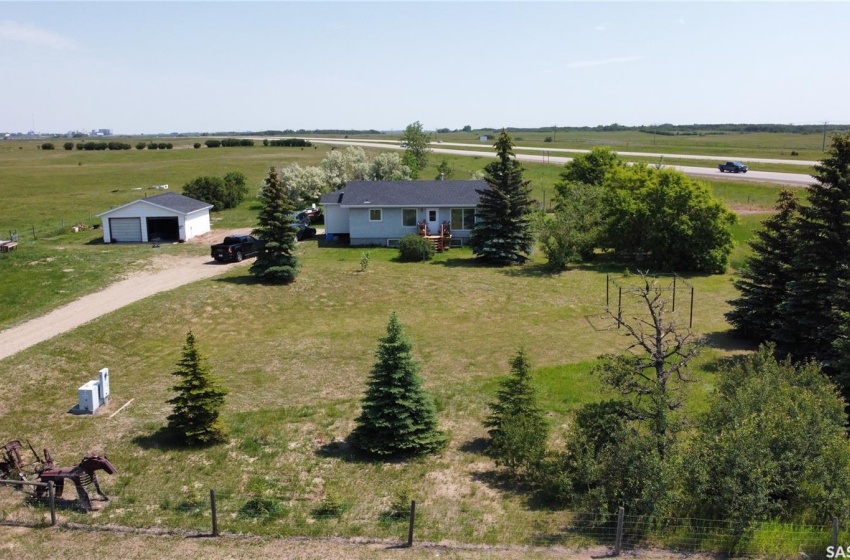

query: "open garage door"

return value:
[110, 218, 142, 243]
[146, 217, 180, 242]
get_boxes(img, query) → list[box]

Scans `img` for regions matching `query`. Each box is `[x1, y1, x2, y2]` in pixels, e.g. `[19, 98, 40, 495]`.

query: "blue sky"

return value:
[1, 1, 848, 134]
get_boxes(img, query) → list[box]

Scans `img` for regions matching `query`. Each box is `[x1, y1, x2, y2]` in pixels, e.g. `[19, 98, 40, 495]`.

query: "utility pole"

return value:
[823, 121, 828, 151]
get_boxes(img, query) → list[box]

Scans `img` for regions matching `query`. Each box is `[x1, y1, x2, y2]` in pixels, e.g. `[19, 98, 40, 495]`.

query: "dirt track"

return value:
[0, 228, 252, 362]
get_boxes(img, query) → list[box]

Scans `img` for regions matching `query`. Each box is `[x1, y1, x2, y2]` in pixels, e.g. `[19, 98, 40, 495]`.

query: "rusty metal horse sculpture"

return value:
[35, 454, 117, 511]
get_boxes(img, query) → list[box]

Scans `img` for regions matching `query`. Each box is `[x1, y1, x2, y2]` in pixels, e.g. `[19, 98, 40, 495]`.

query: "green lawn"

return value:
[0, 236, 748, 540]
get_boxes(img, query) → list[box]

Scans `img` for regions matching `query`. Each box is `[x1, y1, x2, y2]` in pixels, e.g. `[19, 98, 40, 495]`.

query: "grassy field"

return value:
[0, 141, 784, 332]
[0, 239, 749, 540]
[393, 129, 840, 161]
[0, 137, 806, 554]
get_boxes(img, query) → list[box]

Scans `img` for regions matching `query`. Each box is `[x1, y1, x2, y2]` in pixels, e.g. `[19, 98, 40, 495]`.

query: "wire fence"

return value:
[1, 480, 845, 557]
[1, 214, 100, 243]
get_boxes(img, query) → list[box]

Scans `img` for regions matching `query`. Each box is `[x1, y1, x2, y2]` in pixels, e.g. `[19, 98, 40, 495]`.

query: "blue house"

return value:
[320, 180, 488, 247]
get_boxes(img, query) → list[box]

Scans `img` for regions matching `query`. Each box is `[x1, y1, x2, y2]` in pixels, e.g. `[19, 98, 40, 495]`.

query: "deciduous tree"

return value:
[401, 121, 430, 179]
[349, 313, 446, 457]
[558, 146, 624, 187]
[540, 182, 604, 269]
[684, 345, 850, 523]
[601, 166, 735, 273]
[595, 273, 702, 458]
[183, 172, 250, 211]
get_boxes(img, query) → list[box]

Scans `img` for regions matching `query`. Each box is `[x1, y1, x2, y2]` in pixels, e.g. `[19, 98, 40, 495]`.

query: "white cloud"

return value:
[595, 22, 610, 31]
[0, 20, 77, 50]
[567, 56, 642, 69]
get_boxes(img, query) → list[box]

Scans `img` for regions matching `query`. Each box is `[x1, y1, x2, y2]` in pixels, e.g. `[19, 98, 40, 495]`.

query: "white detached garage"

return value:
[97, 192, 213, 243]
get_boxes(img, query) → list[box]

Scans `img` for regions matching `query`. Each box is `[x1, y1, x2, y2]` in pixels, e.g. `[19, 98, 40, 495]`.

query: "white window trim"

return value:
[401, 208, 417, 227]
[369, 208, 382, 222]
[451, 207, 477, 231]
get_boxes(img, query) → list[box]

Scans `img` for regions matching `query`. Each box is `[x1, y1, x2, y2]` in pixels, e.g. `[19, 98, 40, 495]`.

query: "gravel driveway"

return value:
[0, 228, 252, 362]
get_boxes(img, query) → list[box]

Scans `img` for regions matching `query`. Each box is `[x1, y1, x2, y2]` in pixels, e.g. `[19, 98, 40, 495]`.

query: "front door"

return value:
[426, 209, 439, 235]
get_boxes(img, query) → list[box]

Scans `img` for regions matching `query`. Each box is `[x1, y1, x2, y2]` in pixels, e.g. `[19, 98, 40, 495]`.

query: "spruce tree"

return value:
[468, 130, 535, 265]
[776, 134, 850, 369]
[167, 331, 228, 446]
[484, 348, 548, 476]
[250, 167, 300, 284]
[726, 190, 800, 341]
[349, 313, 447, 457]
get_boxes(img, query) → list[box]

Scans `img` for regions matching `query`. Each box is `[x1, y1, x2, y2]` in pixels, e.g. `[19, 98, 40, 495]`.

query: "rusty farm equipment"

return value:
[0, 439, 116, 511]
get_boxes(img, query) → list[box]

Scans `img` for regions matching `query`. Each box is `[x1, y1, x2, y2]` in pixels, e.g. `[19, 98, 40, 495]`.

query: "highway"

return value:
[303, 138, 815, 187]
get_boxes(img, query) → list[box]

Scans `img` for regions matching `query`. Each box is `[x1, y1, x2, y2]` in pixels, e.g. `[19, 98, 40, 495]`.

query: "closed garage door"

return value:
[110, 218, 142, 243]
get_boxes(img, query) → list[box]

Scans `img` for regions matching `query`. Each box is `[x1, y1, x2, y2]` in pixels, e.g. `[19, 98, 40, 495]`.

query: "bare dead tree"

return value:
[596, 272, 703, 458]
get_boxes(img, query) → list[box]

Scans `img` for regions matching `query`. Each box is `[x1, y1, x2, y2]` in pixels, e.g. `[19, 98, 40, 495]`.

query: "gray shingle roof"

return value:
[320, 180, 488, 207]
[144, 192, 212, 213]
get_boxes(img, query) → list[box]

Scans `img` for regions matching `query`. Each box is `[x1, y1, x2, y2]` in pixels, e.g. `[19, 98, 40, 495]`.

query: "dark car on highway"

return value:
[718, 161, 748, 173]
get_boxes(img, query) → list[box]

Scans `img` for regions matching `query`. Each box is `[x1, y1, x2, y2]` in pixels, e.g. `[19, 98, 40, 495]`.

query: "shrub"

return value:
[157, 142, 167, 150]
[398, 234, 434, 262]
[205, 139, 221, 148]
[268, 138, 312, 147]
[182, 175, 250, 211]
[193, 143, 201, 149]
[148, 142, 158, 150]
[135, 142, 146, 150]
[166, 143, 173, 149]
[63, 142, 74, 150]
[41, 142, 54, 150]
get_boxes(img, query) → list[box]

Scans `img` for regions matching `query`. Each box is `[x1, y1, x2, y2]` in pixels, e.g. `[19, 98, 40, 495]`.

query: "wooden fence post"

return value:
[210, 489, 219, 537]
[406, 500, 416, 547]
[48, 481, 56, 526]
[614, 506, 625, 556]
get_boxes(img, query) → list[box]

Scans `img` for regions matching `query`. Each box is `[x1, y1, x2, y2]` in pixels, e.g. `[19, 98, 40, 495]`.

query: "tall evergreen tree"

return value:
[250, 167, 300, 284]
[468, 130, 535, 265]
[349, 313, 447, 457]
[776, 134, 850, 369]
[484, 348, 548, 476]
[726, 190, 800, 341]
[167, 331, 228, 446]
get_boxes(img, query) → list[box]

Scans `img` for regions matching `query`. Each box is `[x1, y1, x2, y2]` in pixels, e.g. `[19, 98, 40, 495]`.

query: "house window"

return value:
[369, 208, 382, 222]
[451, 208, 476, 230]
[402, 208, 417, 227]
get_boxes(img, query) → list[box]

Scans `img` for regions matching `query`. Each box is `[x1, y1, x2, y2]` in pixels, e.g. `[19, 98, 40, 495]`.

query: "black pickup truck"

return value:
[718, 161, 748, 173]
[211, 235, 259, 262]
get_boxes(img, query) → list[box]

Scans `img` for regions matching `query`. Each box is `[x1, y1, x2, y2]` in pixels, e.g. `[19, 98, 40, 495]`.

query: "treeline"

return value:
[249, 129, 383, 136]
[135, 142, 174, 150]
[495, 123, 849, 135]
[204, 138, 255, 148]
[58, 141, 134, 151]
[264, 138, 312, 147]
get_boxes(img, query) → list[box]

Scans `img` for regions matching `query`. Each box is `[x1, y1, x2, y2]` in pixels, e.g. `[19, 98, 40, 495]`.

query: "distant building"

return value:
[92, 129, 113, 136]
